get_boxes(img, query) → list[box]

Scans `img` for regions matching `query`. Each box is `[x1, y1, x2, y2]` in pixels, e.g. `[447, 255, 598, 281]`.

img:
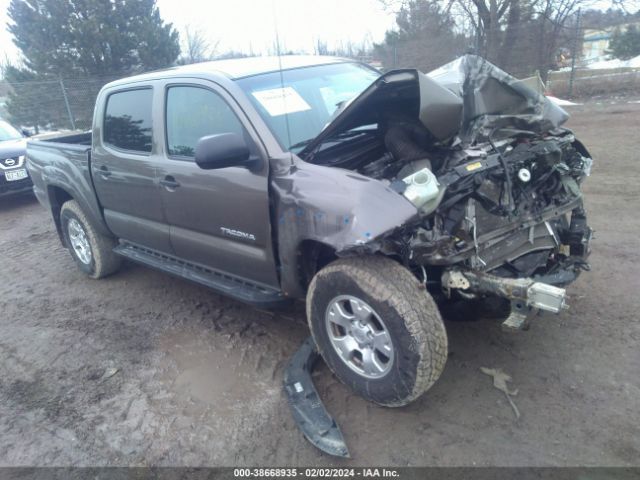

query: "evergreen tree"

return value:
[4, 0, 180, 130]
[8, 0, 179, 76]
[608, 25, 640, 60]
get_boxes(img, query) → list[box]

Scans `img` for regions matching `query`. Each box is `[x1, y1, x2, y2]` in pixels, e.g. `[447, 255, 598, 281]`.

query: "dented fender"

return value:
[270, 154, 417, 297]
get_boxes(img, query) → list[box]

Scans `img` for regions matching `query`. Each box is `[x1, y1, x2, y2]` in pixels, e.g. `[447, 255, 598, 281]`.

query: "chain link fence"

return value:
[547, 67, 640, 98]
[2, 74, 121, 133]
[2, 56, 639, 134]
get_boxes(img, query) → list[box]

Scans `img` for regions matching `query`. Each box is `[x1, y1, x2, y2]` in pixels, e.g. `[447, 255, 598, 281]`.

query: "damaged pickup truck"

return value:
[27, 54, 592, 420]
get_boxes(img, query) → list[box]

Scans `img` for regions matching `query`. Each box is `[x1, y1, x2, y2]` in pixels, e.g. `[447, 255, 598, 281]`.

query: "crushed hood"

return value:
[299, 54, 569, 157]
[428, 55, 569, 142]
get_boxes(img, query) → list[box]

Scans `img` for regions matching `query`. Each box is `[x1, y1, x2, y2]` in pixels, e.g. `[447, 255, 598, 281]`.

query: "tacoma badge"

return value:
[220, 227, 256, 241]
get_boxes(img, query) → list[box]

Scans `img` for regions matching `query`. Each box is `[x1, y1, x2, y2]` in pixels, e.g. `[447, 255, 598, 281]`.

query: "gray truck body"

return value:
[27, 55, 592, 308]
[27, 56, 418, 304]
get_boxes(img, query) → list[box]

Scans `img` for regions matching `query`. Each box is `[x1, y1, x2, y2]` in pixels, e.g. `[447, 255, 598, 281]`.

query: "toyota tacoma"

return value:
[27, 55, 593, 414]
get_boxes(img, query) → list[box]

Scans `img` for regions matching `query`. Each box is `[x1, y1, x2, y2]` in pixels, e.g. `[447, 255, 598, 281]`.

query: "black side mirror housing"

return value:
[21, 128, 32, 138]
[195, 133, 254, 170]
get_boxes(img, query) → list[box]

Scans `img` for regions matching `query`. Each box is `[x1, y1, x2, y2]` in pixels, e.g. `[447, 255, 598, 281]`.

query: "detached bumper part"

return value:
[442, 270, 568, 330]
[283, 337, 350, 458]
[527, 282, 567, 313]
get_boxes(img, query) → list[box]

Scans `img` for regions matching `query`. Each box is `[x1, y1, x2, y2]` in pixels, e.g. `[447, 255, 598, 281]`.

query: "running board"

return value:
[114, 242, 287, 308]
[283, 337, 350, 458]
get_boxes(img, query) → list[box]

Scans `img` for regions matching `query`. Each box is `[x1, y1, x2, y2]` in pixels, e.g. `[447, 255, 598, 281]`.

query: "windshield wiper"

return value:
[291, 128, 376, 152]
[289, 138, 315, 150]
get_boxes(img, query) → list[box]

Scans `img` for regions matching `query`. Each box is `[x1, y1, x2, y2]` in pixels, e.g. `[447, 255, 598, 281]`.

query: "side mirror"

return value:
[21, 128, 32, 138]
[195, 133, 253, 170]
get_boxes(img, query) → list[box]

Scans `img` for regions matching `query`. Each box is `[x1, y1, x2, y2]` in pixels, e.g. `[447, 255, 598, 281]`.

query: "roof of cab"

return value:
[103, 55, 351, 89]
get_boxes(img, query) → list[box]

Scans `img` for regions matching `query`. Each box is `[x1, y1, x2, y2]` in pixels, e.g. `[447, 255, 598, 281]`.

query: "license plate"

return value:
[5, 169, 28, 181]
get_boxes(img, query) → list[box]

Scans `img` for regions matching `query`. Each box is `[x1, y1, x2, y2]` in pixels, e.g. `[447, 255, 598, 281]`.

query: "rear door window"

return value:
[103, 88, 153, 153]
[165, 86, 244, 158]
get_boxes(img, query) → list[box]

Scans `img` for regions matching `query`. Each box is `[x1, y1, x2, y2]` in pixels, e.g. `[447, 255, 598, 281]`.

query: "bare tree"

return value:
[380, 0, 637, 77]
[534, 0, 585, 80]
[178, 27, 220, 65]
[375, 0, 467, 70]
[454, 0, 517, 61]
[314, 39, 329, 55]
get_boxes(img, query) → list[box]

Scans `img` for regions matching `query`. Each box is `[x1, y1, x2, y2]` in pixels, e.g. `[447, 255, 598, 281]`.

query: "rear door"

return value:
[92, 85, 172, 253]
[155, 79, 279, 289]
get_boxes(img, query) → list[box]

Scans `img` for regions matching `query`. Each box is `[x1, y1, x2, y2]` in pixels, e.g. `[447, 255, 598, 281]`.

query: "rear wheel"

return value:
[60, 200, 121, 279]
[307, 256, 448, 407]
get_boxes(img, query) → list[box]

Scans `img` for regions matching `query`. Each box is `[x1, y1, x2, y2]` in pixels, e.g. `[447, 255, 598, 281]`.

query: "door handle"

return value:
[98, 165, 111, 177]
[160, 175, 180, 190]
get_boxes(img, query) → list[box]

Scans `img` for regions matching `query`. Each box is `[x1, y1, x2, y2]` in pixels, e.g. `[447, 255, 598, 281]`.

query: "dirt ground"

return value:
[0, 101, 639, 467]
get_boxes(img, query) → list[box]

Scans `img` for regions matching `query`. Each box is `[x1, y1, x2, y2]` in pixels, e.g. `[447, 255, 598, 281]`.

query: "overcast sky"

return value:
[0, 0, 397, 65]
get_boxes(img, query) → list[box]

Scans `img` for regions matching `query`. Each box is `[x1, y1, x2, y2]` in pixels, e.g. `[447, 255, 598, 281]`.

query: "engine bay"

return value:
[296, 56, 593, 284]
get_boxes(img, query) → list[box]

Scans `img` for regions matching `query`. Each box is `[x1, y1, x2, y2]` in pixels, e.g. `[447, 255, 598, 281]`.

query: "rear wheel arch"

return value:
[48, 186, 74, 246]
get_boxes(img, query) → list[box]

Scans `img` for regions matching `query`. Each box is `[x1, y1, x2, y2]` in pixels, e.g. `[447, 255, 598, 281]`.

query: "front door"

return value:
[155, 81, 279, 289]
[92, 85, 172, 253]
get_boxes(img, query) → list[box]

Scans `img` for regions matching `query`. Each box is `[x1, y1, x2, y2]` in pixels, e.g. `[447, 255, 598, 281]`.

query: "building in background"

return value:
[582, 21, 640, 64]
[582, 29, 612, 63]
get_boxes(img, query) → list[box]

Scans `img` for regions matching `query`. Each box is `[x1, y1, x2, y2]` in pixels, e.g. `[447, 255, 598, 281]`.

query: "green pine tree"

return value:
[4, 0, 180, 130]
[607, 25, 640, 60]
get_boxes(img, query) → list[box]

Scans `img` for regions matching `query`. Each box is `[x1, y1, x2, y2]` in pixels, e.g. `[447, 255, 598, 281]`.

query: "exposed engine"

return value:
[306, 111, 592, 288]
[300, 55, 593, 297]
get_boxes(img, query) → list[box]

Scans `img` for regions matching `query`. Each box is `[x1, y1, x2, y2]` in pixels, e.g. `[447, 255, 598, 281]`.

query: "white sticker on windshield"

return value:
[252, 87, 311, 117]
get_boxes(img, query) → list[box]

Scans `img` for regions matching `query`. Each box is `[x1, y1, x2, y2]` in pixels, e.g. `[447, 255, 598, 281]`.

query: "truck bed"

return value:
[26, 130, 112, 238]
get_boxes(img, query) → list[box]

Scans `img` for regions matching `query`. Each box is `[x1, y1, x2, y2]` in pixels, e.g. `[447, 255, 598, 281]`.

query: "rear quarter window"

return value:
[103, 88, 153, 153]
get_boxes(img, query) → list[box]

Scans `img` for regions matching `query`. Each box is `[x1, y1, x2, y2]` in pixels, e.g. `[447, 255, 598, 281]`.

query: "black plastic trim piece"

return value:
[283, 337, 350, 458]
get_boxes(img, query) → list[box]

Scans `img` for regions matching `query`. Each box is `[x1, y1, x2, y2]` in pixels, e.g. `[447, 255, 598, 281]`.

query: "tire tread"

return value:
[61, 200, 121, 279]
[307, 255, 448, 407]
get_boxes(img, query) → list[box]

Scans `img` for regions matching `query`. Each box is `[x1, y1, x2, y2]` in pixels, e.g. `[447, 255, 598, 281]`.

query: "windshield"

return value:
[237, 62, 379, 152]
[0, 121, 23, 142]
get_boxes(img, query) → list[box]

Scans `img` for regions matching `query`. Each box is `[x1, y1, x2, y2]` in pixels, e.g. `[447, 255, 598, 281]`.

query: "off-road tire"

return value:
[307, 256, 448, 407]
[60, 200, 121, 279]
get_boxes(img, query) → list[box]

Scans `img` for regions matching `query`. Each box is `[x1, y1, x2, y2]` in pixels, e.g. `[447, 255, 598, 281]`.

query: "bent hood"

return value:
[299, 54, 568, 156]
[428, 54, 569, 141]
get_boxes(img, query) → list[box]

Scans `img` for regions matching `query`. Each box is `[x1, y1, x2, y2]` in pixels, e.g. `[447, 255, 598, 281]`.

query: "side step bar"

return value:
[114, 242, 287, 308]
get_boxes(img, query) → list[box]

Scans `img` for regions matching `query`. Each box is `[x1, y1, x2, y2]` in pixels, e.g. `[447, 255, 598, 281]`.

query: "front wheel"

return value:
[306, 256, 448, 407]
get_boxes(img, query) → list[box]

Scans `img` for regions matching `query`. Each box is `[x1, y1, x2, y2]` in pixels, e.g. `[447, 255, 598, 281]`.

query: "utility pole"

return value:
[59, 76, 76, 130]
[568, 8, 582, 98]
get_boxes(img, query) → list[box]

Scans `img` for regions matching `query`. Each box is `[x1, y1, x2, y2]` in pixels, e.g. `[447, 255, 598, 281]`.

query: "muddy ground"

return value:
[0, 102, 638, 467]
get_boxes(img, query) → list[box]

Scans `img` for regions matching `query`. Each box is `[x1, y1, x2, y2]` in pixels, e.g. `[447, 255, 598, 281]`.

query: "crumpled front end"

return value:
[427, 54, 570, 143]
[383, 128, 593, 328]
[282, 55, 593, 316]
[270, 153, 418, 298]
